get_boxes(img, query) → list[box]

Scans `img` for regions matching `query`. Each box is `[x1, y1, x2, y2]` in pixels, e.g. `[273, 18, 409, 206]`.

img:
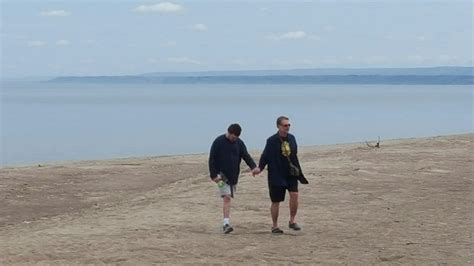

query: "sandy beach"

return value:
[1, 134, 472, 264]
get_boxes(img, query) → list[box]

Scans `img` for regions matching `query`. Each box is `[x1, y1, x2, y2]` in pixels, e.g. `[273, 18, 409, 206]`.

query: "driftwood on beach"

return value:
[366, 136, 381, 148]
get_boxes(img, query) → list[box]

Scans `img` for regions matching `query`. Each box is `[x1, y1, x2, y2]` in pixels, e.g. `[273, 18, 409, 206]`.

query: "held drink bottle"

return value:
[217, 180, 225, 188]
[217, 172, 228, 187]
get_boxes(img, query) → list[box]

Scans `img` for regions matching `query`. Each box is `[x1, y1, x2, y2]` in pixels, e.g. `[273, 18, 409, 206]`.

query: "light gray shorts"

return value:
[218, 183, 236, 198]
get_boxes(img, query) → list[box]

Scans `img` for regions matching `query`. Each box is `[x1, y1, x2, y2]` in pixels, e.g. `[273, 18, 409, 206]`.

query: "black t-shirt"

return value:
[208, 134, 256, 185]
[258, 133, 304, 187]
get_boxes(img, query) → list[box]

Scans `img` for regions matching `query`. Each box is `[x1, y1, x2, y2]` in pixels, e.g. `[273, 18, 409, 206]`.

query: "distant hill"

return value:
[141, 67, 473, 77]
[49, 67, 474, 85]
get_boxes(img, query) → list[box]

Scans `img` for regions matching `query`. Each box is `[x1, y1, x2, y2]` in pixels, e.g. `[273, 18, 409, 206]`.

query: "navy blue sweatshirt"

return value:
[209, 134, 257, 185]
[258, 133, 306, 187]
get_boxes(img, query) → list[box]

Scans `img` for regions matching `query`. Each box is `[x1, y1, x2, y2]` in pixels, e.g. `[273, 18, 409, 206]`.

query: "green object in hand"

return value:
[217, 180, 225, 188]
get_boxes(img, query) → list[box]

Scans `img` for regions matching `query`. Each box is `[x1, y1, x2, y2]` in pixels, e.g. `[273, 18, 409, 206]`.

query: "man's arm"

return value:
[208, 139, 219, 180]
[292, 135, 309, 184]
[258, 139, 270, 171]
[291, 135, 302, 170]
[240, 140, 257, 170]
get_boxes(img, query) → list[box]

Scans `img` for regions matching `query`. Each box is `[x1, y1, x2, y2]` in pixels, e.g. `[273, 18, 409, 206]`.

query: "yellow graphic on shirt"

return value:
[281, 141, 291, 157]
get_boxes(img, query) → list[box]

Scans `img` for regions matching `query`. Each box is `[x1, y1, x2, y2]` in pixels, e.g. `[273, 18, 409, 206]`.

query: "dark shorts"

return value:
[269, 184, 298, 203]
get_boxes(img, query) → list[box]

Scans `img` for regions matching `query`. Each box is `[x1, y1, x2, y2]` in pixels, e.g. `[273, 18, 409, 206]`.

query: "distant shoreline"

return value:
[48, 75, 474, 85]
[45, 66, 473, 85]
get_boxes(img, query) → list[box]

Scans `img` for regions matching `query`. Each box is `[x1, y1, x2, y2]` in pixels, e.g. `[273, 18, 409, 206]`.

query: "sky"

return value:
[1, 0, 473, 78]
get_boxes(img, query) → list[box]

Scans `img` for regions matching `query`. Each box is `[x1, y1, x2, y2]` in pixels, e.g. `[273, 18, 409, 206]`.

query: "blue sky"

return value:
[1, 0, 472, 78]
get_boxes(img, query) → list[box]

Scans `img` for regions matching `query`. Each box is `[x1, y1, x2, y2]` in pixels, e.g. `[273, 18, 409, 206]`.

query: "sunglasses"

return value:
[280, 124, 291, 127]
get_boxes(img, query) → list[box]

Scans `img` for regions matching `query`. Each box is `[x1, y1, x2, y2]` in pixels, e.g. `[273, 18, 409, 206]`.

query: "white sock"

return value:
[223, 218, 230, 226]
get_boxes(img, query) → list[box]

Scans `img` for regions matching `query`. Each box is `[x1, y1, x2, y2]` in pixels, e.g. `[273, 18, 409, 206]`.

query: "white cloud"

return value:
[270, 31, 314, 40]
[40, 10, 70, 17]
[161, 41, 176, 47]
[56, 40, 70, 46]
[279, 31, 306, 39]
[134, 2, 183, 13]
[27, 40, 46, 47]
[190, 24, 208, 31]
[167, 57, 202, 65]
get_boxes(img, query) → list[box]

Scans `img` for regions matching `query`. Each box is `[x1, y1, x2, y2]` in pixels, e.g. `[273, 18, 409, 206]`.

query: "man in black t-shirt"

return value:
[254, 116, 308, 234]
[209, 123, 259, 234]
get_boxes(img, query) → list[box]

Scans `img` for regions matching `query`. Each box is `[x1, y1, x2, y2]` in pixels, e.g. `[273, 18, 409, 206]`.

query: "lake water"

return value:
[1, 81, 472, 166]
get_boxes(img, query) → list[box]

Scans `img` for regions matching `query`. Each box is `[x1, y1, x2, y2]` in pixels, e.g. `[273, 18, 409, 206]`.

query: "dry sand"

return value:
[1, 134, 473, 264]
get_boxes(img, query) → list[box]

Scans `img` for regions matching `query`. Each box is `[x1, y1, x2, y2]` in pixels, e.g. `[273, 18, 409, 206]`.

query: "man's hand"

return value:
[212, 175, 222, 183]
[252, 167, 261, 176]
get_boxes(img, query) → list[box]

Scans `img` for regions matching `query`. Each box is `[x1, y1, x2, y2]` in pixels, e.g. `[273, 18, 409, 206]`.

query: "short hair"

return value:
[227, 123, 242, 136]
[276, 116, 289, 126]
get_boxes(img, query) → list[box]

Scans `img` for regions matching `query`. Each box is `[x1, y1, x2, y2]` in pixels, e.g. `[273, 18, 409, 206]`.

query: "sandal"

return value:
[289, 222, 301, 231]
[271, 227, 284, 234]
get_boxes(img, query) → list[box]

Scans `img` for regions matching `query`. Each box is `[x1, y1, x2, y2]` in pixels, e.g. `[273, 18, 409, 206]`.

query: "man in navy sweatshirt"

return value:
[209, 123, 259, 234]
[254, 116, 308, 234]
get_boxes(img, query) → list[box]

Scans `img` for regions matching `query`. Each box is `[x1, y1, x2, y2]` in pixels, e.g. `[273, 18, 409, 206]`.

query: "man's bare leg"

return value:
[223, 196, 231, 220]
[222, 195, 234, 233]
[271, 202, 280, 228]
[289, 191, 298, 224]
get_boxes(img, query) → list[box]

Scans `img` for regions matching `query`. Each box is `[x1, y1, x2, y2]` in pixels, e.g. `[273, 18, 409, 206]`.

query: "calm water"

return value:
[1, 81, 472, 166]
